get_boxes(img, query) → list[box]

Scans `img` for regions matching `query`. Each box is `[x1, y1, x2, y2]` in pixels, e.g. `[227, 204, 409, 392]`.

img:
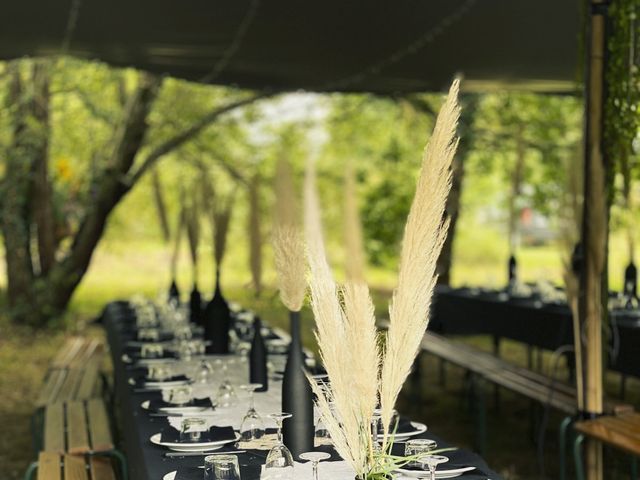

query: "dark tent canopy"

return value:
[3, 0, 580, 94]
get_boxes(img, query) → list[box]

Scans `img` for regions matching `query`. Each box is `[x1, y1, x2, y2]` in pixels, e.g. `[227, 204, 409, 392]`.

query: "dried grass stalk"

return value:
[213, 190, 236, 268]
[186, 187, 200, 273]
[344, 160, 366, 282]
[275, 155, 298, 228]
[560, 148, 583, 408]
[248, 174, 263, 296]
[306, 80, 460, 476]
[273, 156, 306, 311]
[305, 156, 379, 474]
[171, 189, 187, 279]
[273, 226, 306, 311]
[379, 79, 460, 440]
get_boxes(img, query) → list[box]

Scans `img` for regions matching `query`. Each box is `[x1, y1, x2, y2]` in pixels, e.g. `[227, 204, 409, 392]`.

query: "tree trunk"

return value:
[508, 123, 526, 254]
[437, 94, 478, 285]
[151, 167, 172, 243]
[248, 174, 263, 297]
[0, 63, 36, 317]
[30, 60, 57, 275]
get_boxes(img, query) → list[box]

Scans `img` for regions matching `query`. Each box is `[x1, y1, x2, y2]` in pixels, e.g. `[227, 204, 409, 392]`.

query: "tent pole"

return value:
[579, 1, 609, 479]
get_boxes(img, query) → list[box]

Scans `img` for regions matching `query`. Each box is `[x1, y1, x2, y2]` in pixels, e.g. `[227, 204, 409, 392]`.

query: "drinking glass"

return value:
[139, 328, 160, 342]
[141, 344, 164, 359]
[204, 454, 241, 480]
[239, 384, 264, 441]
[405, 439, 437, 467]
[299, 452, 331, 480]
[148, 363, 173, 381]
[168, 385, 193, 405]
[180, 417, 207, 442]
[216, 359, 238, 407]
[264, 413, 294, 479]
[419, 454, 448, 480]
[194, 360, 215, 384]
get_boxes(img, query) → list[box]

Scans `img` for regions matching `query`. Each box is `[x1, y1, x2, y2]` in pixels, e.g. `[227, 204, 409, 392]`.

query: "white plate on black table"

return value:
[141, 400, 209, 415]
[163, 472, 179, 480]
[393, 421, 428, 440]
[150, 432, 240, 452]
[396, 465, 476, 479]
[143, 378, 190, 389]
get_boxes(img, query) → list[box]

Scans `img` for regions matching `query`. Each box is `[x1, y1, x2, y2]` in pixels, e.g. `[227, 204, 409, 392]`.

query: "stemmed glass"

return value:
[419, 454, 448, 480]
[216, 359, 238, 407]
[264, 413, 294, 478]
[239, 384, 265, 440]
[299, 452, 331, 480]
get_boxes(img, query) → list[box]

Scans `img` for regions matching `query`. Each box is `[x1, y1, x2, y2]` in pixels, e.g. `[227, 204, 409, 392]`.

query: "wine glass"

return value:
[239, 384, 265, 440]
[216, 359, 238, 407]
[405, 438, 437, 468]
[299, 452, 331, 480]
[194, 360, 215, 384]
[419, 454, 448, 480]
[264, 413, 294, 479]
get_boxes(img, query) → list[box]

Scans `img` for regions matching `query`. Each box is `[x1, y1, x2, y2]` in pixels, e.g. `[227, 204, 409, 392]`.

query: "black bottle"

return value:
[624, 261, 637, 308]
[282, 311, 314, 459]
[508, 255, 517, 285]
[168, 279, 180, 304]
[249, 317, 268, 392]
[204, 270, 232, 353]
[189, 284, 202, 326]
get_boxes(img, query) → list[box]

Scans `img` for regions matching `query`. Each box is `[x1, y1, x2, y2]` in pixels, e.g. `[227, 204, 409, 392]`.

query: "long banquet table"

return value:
[430, 286, 640, 379]
[102, 301, 502, 480]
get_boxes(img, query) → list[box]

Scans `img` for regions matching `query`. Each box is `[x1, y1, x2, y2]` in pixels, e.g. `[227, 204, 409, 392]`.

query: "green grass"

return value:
[2, 231, 639, 480]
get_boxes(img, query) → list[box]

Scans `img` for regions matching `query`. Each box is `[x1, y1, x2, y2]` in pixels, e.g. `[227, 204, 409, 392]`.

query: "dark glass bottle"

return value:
[624, 261, 637, 306]
[249, 317, 268, 392]
[189, 284, 202, 326]
[204, 270, 232, 353]
[282, 311, 314, 459]
[508, 255, 517, 284]
[168, 279, 180, 304]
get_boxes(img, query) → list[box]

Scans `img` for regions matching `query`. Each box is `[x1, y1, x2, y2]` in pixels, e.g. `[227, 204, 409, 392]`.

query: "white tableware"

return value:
[150, 432, 239, 452]
[162, 472, 176, 480]
[393, 421, 428, 440]
[140, 400, 208, 415]
[395, 465, 475, 479]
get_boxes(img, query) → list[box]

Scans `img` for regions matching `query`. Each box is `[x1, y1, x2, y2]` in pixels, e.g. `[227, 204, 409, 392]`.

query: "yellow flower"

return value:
[55, 157, 73, 181]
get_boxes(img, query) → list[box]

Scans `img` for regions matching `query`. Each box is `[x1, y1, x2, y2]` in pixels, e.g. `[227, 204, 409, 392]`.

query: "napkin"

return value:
[147, 396, 214, 412]
[159, 425, 236, 444]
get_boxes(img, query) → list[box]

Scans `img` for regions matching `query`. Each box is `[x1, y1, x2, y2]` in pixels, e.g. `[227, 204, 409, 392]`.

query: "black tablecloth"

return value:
[430, 286, 640, 378]
[103, 301, 502, 480]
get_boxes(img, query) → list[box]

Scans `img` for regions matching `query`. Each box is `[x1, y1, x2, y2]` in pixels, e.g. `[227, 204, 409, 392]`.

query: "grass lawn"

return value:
[1, 234, 638, 479]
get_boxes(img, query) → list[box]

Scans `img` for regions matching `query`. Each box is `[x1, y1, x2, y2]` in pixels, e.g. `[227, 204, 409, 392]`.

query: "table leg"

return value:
[573, 433, 585, 480]
[492, 336, 501, 410]
[559, 415, 573, 480]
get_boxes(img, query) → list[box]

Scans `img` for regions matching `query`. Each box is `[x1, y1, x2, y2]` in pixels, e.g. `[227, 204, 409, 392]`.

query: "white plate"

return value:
[396, 466, 475, 479]
[141, 400, 209, 414]
[143, 379, 190, 388]
[150, 432, 239, 452]
[393, 421, 428, 440]
[163, 472, 176, 480]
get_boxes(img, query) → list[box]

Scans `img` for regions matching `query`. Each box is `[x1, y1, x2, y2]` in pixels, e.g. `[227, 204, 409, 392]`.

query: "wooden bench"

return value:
[414, 331, 632, 477]
[573, 412, 640, 480]
[26, 452, 117, 480]
[28, 398, 126, 480]
[36, 337, 105, 407]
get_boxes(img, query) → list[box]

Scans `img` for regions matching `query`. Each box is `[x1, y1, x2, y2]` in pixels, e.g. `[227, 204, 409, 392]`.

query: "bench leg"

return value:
[631, 455, 637, 480]
[470, 374, 487, 456]
[438, 358, 446, 387]
[108, 449, 128, 480]
[30, 408, 44, 453]
[573, 433, 585, 480]
[24, 461, 37, 480]
[558, 415, 573, 480]
[492, 336, 501, 411]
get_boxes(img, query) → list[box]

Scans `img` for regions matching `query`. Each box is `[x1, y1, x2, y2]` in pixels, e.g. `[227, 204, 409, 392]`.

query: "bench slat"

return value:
[575, 413, 640, 457]
[63, 454, 88, 480]
[37, 452, 61, 480]
[44, 403, 66, 453]
[90, 456, 117, 480]
[52, 338, 84, 368]
[76, 361, 100, 400]
[66, 401, 90, 454]
[36, 370, 67, 408]
[87, 399, 114, 452]
[56, 369, 83, 403]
